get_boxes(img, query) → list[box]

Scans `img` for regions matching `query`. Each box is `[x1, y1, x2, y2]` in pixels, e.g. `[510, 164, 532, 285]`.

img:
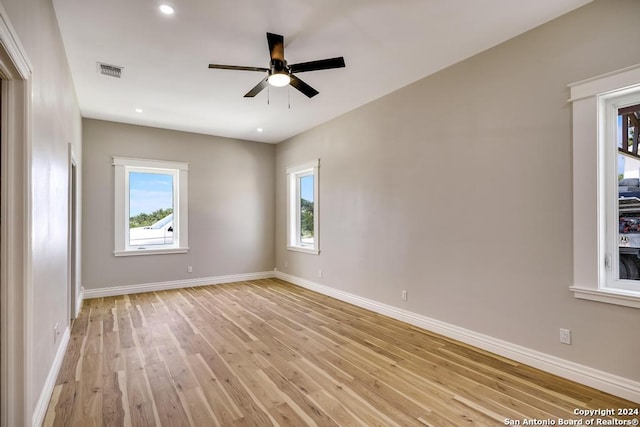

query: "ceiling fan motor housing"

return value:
[270, 59, 289, 76]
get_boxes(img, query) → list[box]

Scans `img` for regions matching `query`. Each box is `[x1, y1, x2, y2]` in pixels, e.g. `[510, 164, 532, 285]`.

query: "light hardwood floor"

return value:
[44, 279, 637, 426]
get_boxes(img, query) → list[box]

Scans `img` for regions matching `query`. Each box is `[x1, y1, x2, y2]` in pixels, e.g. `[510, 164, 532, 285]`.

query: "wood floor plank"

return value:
[291, 357, 401, 427]
[102, 371, 125, 427]
[186, 352, 243, 425]
[124, 347, 158, 426]
[261, 365, 339, 427]
[164, 354, 200, 392]
[190, 333, 274, 426]
[103, 330, 125, 374]
[145, 360, 191, 427]
[117, 299, 136, 350]
[182, 387, 218, 427]
[51, 381, 79, 427]
[307, 389, 365, 427]
[268, 402, 309, 427]
[45, 279, 638, 426]
[69, 349, 103, 426]
[317, 350, 427, 419]
[43, 384, 62, 427]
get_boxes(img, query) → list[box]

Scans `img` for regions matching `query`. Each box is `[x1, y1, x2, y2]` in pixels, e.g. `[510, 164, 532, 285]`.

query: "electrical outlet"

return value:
[187, 265, 193, 273]
[318, 269, 323, 278]
[559, 328, 572, 345]
[284, 260, 288, 268]
[401, 290, 408, 301]
[53, 323, 60, 344]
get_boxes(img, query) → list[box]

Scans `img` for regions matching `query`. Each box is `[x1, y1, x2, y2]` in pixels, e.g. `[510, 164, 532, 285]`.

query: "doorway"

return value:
[0, 13, 32, 426]
[68, 151, 78, 320]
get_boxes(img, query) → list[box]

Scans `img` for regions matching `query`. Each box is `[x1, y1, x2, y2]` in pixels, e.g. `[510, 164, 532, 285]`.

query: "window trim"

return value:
[286, 159, 319, 255]
[113, 156, 189, 256]
[569, 63, 640, 308]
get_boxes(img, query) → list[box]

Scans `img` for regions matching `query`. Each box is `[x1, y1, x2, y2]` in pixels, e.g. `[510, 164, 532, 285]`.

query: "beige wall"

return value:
[1, 0, 82, 422]
[82, 119, 275, 289]
[275, 0, 640, 381]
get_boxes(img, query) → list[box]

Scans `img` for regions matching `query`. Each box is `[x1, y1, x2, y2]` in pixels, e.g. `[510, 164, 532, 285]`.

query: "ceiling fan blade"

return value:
[208, 64, 269, 72]
[267, 32, 285, 62]
[244, 76, 269, 98]
[289, 74, 319, 98]
[290, 57, 345, 73]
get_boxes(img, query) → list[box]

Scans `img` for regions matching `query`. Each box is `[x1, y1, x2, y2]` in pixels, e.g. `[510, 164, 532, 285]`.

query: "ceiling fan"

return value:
[208, 32, 345, 99]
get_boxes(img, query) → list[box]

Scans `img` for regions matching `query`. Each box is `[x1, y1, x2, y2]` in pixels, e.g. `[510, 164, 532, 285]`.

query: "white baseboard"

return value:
[32, 325, 70, 427]
[275, 271, 640, 403]
[83, 271, 275, 299]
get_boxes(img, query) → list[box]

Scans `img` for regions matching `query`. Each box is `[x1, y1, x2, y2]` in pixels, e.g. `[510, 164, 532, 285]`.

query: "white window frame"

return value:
[113, 156, 189, 256]
[569, 63, 640, 308]
[287, 159, 319, 254]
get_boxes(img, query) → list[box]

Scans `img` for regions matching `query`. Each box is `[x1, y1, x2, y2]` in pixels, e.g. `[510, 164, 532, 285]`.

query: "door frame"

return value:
[68, 146, 79, 320]
[0, 5, 32, 426]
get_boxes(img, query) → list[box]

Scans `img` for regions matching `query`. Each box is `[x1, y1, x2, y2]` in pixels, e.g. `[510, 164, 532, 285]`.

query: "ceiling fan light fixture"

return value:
[159, 4, 174, 15]
[268, 72, 290, 87]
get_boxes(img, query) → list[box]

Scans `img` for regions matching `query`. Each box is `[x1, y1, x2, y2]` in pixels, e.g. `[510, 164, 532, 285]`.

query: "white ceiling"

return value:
[52, 0, 592, 144]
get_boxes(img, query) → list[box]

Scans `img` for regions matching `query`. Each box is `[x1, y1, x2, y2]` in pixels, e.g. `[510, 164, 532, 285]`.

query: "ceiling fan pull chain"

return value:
[288, 85, 291, 110]
[267, 85, 270, 105]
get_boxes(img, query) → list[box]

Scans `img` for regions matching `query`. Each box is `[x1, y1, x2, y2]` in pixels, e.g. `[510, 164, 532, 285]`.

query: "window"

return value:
[570, 64, 640, 308]
[113, 157, 189, 256]
[287, 159, 319, 254]
[607, 96, 640, 290]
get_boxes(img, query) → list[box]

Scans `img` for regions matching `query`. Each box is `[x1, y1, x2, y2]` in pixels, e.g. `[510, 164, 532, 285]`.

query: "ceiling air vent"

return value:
[97, 62, 123, 78]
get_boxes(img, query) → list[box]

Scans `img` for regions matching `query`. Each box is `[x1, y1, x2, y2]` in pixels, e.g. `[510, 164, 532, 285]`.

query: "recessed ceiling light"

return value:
[257, 128, 264, 132]
[135, 108, 143, 113]
[159, 4, 174, 15]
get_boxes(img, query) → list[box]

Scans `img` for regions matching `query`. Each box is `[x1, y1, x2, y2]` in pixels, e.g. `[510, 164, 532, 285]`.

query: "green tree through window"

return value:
[129, 207, 173, 228]
[300, 174, 314, 244]
[301, 199, 314, 239]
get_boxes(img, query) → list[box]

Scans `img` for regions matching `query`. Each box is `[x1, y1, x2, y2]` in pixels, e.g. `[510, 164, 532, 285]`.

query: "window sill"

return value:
[570, 286, 640, 309]
[287, 245, 320, 255]
[114, 247, 189, 257]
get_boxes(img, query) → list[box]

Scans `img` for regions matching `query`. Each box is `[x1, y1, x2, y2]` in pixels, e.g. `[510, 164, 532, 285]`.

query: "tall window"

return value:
[113, 157, 189, 256]
[287, 159, 319, 254]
